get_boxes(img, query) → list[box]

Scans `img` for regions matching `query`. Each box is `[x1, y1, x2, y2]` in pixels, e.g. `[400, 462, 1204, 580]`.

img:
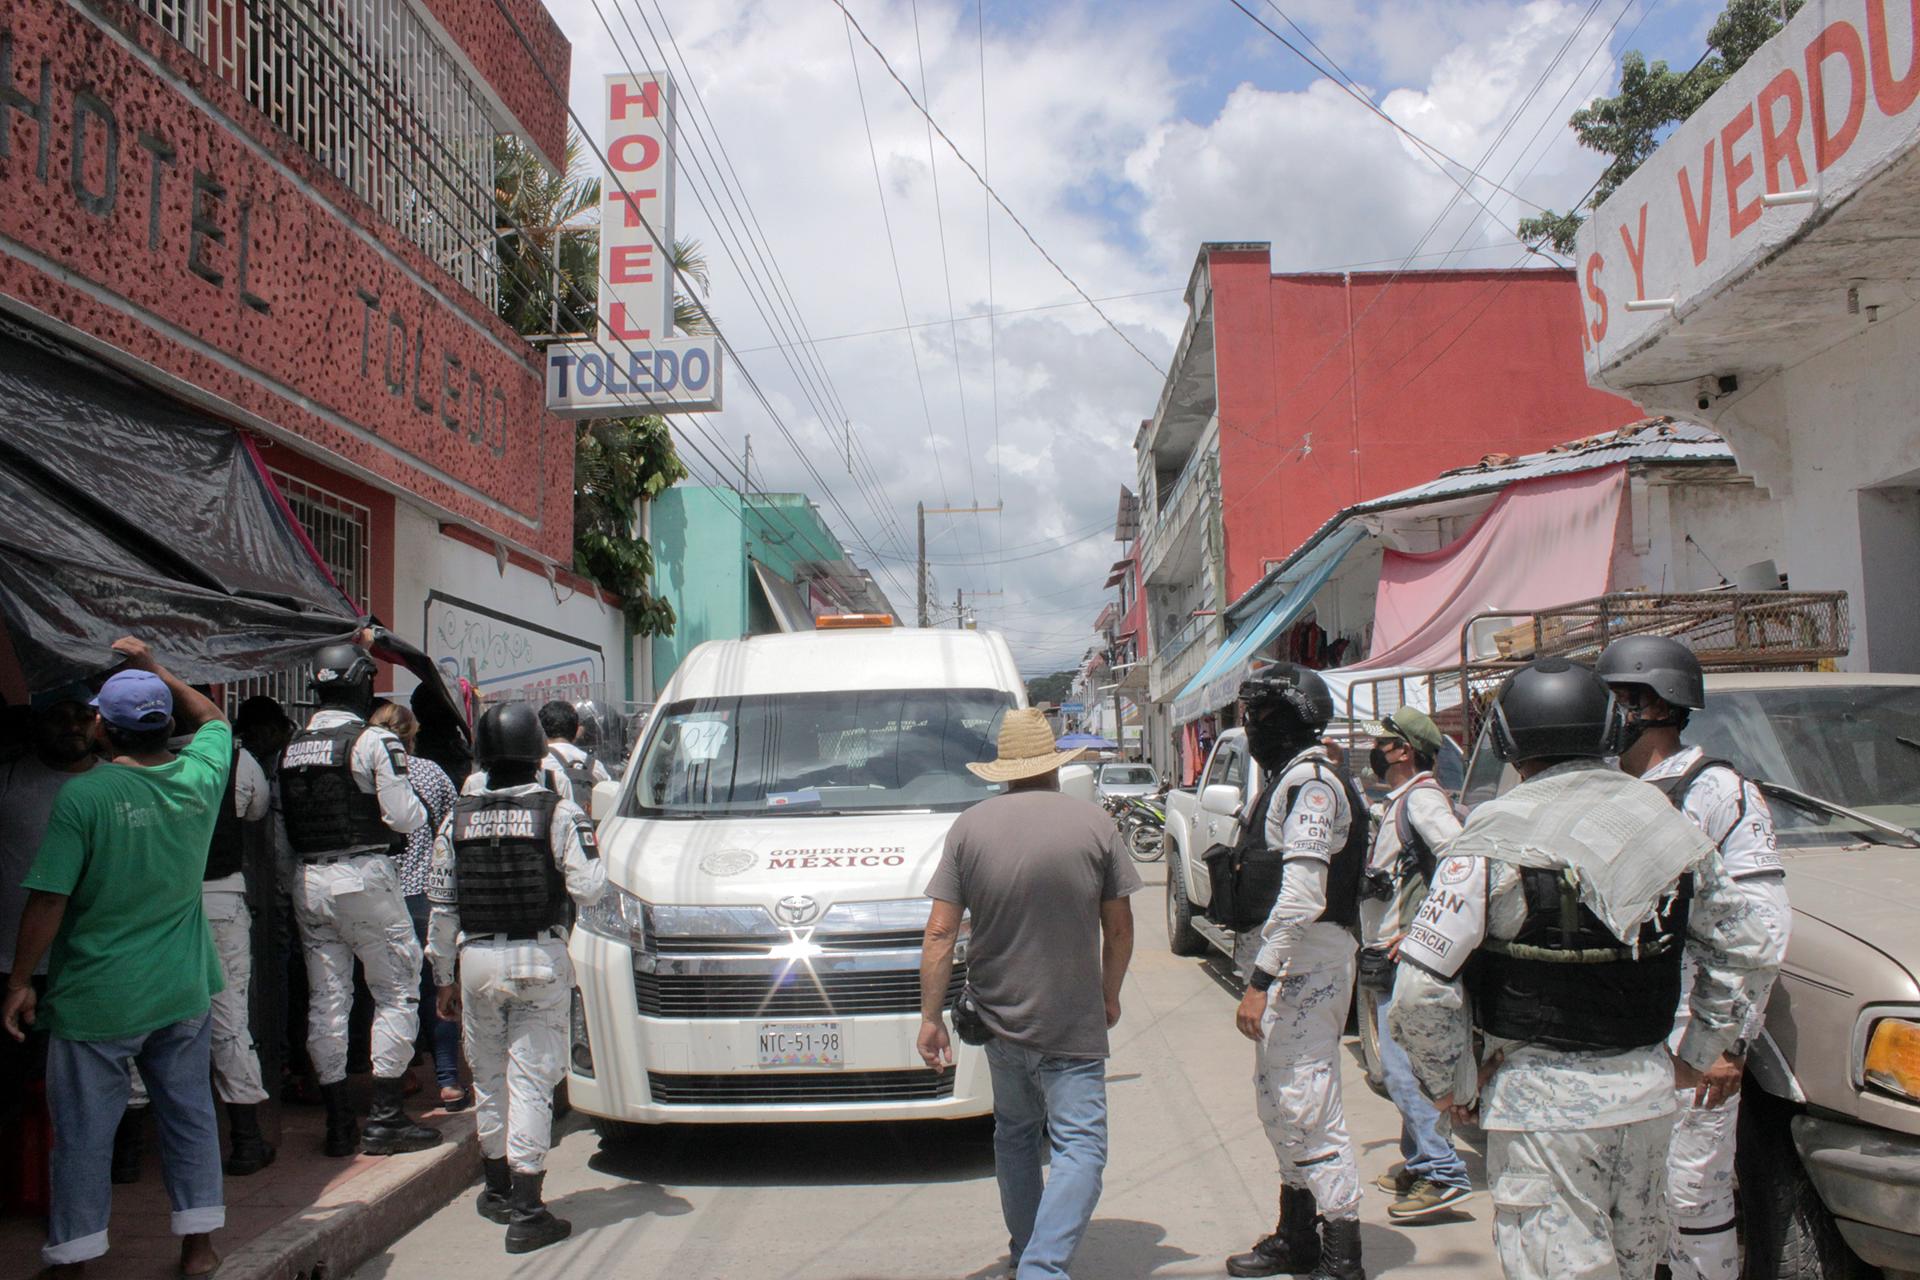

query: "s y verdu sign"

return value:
[546, 72, 724, 416]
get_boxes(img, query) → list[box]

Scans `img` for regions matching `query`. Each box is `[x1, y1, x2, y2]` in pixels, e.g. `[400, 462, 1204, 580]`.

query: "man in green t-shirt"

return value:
[3, 638, 230, 1278]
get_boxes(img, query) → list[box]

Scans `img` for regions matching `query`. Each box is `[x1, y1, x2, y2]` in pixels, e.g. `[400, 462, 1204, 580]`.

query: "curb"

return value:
[221, 1113, 479, 1280]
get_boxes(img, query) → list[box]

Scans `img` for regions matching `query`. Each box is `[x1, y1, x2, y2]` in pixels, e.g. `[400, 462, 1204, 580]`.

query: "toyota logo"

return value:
[774, 895, 821, 926]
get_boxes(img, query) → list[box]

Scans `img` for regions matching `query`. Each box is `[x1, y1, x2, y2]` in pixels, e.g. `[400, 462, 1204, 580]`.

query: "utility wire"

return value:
[833, 0, 1167, 378]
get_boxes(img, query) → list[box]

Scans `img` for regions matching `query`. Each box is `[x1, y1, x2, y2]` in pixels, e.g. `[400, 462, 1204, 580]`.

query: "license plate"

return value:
[757, 1021, 843, 1068]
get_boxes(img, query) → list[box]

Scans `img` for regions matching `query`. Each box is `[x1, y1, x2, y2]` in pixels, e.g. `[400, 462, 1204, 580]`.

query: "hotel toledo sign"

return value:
[546, 73, 724, 416]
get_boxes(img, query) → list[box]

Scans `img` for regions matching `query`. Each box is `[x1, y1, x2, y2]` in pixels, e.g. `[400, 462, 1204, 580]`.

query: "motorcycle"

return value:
[1118, 792, 1167, 863]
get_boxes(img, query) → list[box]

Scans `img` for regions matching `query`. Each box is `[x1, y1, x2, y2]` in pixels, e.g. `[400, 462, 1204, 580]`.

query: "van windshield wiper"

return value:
[1755, 780, 1920, 847]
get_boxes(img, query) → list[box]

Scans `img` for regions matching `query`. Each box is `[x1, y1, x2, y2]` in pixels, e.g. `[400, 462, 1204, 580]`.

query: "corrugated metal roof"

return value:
[1225, 418, 1735, 622]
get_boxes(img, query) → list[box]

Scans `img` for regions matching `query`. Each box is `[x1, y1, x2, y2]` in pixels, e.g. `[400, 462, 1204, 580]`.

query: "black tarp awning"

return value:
[0, 322, 462, 743]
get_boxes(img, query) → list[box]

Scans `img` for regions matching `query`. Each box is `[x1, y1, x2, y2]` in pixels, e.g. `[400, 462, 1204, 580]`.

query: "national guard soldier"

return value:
[279, 642, 439, 1158]
[428, 703, 606, 1255]
[1224, 664, 1370, 1280]
[538, 699, 610, 804]
[1599, 637, 1792, 1280]
[1389, 658, 1778, 1280]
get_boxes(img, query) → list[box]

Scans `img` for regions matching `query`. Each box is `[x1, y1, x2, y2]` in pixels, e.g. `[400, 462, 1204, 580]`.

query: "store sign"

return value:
[425, 595, 605, 704]
[546, 72, 723, 416]
[1579, 0, 1920, 374]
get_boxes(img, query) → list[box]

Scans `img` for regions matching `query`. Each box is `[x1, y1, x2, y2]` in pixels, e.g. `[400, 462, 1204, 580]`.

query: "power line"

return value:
[833, 0, 1167, 379]
[488, 0, 918, 611]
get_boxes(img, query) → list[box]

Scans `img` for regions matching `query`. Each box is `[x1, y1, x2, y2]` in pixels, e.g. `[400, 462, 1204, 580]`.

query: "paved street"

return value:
[352, 867, 1498, 1279]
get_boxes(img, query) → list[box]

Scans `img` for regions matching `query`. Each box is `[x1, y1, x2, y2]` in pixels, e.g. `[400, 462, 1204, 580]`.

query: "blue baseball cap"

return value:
[92, 670, 173, 730]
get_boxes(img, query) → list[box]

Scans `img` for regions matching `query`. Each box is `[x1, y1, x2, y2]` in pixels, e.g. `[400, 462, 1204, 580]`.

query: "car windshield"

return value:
[1101, 766, 1157, 786]
[1686, 684, 1920, 846]
[627, 687, 1013, 817]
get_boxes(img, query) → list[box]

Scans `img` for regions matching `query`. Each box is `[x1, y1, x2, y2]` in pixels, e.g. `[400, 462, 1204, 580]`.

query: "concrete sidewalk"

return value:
[0, 1082, 476, 1280]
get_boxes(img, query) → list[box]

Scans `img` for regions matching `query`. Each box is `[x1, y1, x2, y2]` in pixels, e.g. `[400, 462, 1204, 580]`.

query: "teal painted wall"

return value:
[649, 487, 847, 692]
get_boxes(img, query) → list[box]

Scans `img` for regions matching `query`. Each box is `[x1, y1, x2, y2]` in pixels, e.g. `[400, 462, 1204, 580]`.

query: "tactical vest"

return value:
[549, 747, 598, 798]
[203, 747, 244, 881]
[1652, 756, 1747, 829]
[1205, 757, 1368, 931]
[280, 723, 397, 859]
[1467, 867, 1693, 1052]
[449, 792, 567, 937]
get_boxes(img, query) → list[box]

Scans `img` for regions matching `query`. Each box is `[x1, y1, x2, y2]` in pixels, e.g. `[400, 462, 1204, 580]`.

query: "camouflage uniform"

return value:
[1388, 760, 1778, 1280]
[1234, 747, 1362, 1221]
[1644, 747, 1793, 1280]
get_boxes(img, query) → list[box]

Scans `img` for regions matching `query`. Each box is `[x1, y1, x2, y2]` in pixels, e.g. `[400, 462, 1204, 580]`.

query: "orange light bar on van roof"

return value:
[816, 614, 896, 629]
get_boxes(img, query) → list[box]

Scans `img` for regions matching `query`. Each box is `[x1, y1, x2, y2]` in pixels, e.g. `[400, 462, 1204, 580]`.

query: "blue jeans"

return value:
[45, 1012, 224, 1264]
[985, 1038, 1109, 1279]
[1374, 990, 1470, 1190]
[406, 893, 462, 1088]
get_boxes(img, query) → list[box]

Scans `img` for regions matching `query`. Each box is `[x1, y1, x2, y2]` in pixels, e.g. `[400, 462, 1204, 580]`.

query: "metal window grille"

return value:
[223, 469, 372, 715]
[136, 0, 499, 308]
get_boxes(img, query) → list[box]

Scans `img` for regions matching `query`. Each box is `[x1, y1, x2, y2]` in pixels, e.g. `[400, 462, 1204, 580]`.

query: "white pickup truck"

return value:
[1160, 727, 1259, 963]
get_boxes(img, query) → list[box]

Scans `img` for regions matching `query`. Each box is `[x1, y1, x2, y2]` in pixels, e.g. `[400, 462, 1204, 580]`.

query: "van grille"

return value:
[632, 966, 963, 1019]
[646, 1068, 956, 1105]
[650, 928, 927, 956]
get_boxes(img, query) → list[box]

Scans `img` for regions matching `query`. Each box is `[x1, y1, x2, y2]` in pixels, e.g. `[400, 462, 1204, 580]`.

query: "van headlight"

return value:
[1864, 1017, 1920, 1102]
[577, 884, 648, 949]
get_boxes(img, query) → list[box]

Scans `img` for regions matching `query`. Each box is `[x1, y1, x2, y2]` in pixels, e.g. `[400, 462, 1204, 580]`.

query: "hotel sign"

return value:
[546, 72, 723, 415]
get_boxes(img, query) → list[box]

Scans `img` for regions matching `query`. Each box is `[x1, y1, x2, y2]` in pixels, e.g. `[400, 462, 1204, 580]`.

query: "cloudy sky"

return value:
[544, 0, 1722, 674]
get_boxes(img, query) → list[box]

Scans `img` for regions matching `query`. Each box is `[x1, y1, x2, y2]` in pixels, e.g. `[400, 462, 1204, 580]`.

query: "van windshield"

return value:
[628, 688, 1014, 817]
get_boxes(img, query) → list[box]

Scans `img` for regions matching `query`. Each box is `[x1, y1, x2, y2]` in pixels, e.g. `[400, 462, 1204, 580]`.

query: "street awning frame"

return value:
[1169, 524, 1365, 725]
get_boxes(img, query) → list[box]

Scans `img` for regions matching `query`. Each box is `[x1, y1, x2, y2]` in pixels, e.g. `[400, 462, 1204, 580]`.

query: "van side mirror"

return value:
[591, 780, 620, 822]
[1201, 783, 1241, 818]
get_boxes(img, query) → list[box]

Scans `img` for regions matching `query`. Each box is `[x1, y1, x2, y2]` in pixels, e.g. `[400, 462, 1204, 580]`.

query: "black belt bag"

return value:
[1356, 946, 1397, 990]
[1203, 841, 1285, 931]
[952, 983, 993, 1046]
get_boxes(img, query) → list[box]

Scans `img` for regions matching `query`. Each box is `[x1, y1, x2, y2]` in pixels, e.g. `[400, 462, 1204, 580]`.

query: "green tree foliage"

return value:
[1519, 0, 1804, 256]
[1026, 671, 1077, 706]
[494, 132, 709, 634]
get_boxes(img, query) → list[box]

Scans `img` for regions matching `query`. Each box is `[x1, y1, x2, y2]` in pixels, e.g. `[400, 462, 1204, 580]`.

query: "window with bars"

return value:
[223, 469, 372, 715]
[135, 0, 500, 309]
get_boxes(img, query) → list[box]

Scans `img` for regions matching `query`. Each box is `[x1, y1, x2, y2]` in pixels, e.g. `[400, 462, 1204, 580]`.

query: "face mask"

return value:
[1244, 711, 1309, 769]
[1368, 746, 1392, 780]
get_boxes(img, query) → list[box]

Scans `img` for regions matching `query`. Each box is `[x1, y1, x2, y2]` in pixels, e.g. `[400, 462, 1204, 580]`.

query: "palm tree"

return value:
[493, 131, 699, 635]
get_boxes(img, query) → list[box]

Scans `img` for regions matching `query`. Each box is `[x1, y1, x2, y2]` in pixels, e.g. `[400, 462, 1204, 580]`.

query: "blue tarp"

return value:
[1169, 524, 1366, 725]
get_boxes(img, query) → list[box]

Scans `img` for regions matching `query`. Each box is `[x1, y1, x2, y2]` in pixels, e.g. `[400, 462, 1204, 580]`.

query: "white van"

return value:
[567, 622, 1027, 1129]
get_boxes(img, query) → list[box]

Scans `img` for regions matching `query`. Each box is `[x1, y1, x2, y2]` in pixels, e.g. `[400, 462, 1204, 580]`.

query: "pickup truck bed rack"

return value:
[1342, 590, 1851, 745]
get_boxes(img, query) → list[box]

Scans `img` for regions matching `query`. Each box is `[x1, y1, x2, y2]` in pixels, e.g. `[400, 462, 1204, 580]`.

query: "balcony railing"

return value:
[1138, 446, 1215, 584]
[1147, 614, 1219, 703]
[137, 0, 501, 309]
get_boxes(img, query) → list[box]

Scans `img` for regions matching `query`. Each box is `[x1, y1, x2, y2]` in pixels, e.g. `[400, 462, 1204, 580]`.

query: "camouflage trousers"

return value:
[1252, 960, 1361, 1220]
[1488, 1116, 1675, 1280]
[1666, 1088, 1741, 1280]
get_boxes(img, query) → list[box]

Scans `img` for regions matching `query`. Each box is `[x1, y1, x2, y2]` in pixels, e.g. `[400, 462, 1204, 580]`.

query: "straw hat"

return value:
[966, 708, 1089, 783]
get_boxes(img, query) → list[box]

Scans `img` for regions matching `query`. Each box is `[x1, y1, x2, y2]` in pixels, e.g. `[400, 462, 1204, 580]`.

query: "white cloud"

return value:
[547, 0, 1629, 668]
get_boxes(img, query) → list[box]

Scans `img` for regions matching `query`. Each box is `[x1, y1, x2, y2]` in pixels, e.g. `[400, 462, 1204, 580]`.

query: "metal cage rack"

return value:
[1342, 590, 1852, 748]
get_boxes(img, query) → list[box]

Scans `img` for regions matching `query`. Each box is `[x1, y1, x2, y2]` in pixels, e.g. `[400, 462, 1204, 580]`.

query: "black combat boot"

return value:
[360, 1075, 442, 1155]
[321, 1081, 359, 1158]
[223, 1102, 277, 1176]
[1226, 1185, 1321, 1277]
[476, 1156, 512, 1224]
[1304, 1216, 1365, 1280]
[504, 1171, 572, 1254]
[110, 1106, 147, 1185]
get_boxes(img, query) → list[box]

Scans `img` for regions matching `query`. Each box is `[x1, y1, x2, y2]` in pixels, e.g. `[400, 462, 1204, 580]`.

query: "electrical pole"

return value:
[917, 502, 1003, 629]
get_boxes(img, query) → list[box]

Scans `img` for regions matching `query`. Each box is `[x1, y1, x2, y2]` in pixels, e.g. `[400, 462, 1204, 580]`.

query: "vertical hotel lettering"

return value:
[601, 74, 674, 342]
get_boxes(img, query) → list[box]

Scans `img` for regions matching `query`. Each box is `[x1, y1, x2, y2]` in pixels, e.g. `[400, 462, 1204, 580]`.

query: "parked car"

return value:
[1460, 672, 1920, 1280]
[1095, 762, 1161, 803]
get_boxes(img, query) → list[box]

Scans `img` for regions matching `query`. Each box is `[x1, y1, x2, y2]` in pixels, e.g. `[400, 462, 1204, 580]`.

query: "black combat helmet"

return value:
[1238, 662, 1335, 731]
[474, 703, 548, 769]
[310, 643, 376, 708]
[1595, 635, 1705, 710]
[1490, 657, 1624, 762]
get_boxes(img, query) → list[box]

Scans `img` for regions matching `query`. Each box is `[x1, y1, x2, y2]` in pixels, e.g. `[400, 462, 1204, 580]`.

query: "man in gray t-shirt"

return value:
[918, 709, 1139, 1280]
